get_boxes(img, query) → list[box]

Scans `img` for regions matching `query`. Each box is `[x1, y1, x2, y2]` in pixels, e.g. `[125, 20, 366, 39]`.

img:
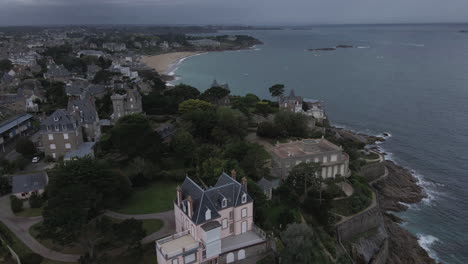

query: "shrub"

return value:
[29, 192, 44, 208]
[21, 253, 43, 264]
[15, 137, 36, 158]
[14, 156, 29, 171]
[10, 195, 23, 213]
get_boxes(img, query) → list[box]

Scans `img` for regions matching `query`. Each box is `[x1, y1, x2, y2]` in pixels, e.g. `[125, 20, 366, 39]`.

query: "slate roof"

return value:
[257, 177, 273, 192]
[68, 98, 98, 124]
[179, 173, 253, 225]
[11, 171, 48, 194]
[41, 109, 79, 132]
[45, 64, 70, 78]
[0, 114, 33, 135]
[279, 89, 303, 105]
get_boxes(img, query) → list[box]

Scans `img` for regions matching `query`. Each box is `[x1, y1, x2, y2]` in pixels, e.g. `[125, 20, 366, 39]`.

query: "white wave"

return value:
[406, 43, 425, 47]
[376, 132, 392, 139]
[417, 234, 440, 261]
[357, 46, 371, 49]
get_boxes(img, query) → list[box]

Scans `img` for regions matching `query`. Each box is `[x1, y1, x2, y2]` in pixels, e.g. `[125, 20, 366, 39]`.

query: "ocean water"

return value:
[173, 24, 468, 263]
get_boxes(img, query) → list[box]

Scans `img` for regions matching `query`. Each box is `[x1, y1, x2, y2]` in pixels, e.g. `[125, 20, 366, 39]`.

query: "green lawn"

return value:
[0, 221, 76, 264]
[15, 207, 43, 217]
[142, 219, 164, 235]
[29, 222, 85, 255]
[116, 181, 178, 215]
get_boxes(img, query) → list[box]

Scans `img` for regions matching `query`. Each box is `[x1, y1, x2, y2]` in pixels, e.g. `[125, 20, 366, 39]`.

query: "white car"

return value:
[32, 157, 40, 163]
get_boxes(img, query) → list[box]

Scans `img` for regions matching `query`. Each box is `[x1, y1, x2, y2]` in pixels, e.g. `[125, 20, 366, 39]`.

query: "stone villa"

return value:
[270, 138, 350, 179]
[40, 109, 84, 159]
[111, 88, 142, 122]
[156, 173, 268, 264]
[279, 90, 327, 123]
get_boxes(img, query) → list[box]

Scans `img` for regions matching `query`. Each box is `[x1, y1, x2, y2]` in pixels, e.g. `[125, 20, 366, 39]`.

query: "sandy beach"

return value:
[140, 52, 201, 75]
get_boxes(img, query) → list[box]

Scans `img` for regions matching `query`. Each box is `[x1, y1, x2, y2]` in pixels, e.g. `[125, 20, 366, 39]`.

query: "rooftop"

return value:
[0, 114, 33, 135]
[271, 138, 342, 159]
[64, 142, 96, 160]
[12, 171, 48, 194]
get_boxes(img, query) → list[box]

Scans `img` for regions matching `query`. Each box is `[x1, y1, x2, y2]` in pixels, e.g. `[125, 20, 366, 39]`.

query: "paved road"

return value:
[104, 210, 176, 244]
[0, 195, 80, 262]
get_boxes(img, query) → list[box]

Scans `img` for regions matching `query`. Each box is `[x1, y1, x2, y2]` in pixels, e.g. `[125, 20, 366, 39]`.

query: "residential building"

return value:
[0, 114, 33, 152]
[103, 42, 127, 52]
[279, 90, 327, 123]
[67, 97, 101, 142]
[65, 81, 106, 99]
[11, 171, 48, 199]
[40, 109, 83, 159]
[210, 79, 231, 106]
[111, 88, 142, 122]
[270, 138, 350, 179]
[156, 172, 267, 264]
[77, 50, 105, 58]
[188, 39, 221, 48]
[257, 178, 275, 200]
[44, 64, 71, 81]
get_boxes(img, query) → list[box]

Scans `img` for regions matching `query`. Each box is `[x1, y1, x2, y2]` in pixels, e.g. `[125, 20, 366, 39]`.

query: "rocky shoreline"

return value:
[374, 161, 436, 264]
[333, 126, 437, 264]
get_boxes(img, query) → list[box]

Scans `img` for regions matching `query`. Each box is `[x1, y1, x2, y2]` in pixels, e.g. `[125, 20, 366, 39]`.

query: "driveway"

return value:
[0, 195, 80, 262]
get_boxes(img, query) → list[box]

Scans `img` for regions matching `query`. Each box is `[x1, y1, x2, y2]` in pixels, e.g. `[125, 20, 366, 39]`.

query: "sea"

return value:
[171, 24, 468, 263]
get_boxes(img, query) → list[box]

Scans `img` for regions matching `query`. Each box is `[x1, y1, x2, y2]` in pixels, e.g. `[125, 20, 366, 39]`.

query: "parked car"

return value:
[32, 157, 40, 163]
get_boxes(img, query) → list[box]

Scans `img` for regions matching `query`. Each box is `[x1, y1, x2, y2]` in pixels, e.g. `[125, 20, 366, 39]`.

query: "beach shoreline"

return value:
[140, 52, 203, 75]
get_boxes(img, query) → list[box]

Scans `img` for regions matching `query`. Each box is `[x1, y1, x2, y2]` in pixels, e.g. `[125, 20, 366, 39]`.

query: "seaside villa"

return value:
[270, 138, 350, 179]
[156, 173, 268, 264]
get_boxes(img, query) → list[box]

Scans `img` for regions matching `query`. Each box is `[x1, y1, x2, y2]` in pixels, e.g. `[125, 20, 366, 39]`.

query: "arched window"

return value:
[226, 253, 234, 263]
[241, 193, 247, 203]
[222, 198, 227, 208]
[205, 208, 211, 220]
[238, 249, 246, 260]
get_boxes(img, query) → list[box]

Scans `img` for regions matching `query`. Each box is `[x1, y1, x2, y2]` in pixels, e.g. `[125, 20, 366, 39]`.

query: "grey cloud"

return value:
[0, 0, 467, 25]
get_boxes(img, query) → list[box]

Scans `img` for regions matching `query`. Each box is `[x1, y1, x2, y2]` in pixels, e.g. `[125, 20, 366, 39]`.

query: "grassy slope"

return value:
[116, 181, 178, 215]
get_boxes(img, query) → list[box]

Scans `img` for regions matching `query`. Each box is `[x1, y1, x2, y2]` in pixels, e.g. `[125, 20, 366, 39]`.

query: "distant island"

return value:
[459, 30, 468, 33]
[308, 44, 355, 51]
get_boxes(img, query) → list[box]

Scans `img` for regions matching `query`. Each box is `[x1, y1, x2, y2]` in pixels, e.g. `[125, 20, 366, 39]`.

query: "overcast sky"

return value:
[0, 0, 467, 26]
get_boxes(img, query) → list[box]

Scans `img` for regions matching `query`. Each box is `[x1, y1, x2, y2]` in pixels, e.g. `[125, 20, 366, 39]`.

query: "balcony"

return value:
[156, 230, 200, 260]
[220, 225, 266, 253]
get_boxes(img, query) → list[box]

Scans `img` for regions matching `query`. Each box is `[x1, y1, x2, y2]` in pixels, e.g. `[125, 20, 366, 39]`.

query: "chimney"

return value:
[176, 185, 182, 207]
[231, 169, 237, 181]
[187, 195, 193, 218]
[241, 177, 247, 190]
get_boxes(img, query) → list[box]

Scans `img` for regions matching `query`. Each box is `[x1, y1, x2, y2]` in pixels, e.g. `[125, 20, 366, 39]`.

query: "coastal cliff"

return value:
[333, 127, 437, 264]
[373, 161, 436, 264]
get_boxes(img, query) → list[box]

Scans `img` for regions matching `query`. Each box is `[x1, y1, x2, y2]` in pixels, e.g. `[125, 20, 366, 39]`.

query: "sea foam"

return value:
[417, 234, 440, 261]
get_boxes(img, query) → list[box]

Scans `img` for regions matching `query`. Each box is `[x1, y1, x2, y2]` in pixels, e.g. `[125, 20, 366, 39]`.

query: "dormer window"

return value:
[221, 198, 227, 208]
[205, 209, 211, 220]
[182, 203, 187, 213]
[241, 193, 247, 204]
[54, 117, 59, 121]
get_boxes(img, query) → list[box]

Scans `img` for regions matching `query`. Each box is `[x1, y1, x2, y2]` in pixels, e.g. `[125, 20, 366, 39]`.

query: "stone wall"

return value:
[336, 201, 383, 242]
[218, 241, 268, 264]
[360, 162, 385, 182]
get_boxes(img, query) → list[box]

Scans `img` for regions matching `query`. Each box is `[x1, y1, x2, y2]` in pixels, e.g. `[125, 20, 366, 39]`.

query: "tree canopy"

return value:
[0, 59, 13, 73]
[41, 158, 131, 245]
[281, 223, 329, 264]
[269, 84, 285, 98]
[15, 137, 36, 158]
[178, 99, 214, 114]
[108, 114, 164, 160]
